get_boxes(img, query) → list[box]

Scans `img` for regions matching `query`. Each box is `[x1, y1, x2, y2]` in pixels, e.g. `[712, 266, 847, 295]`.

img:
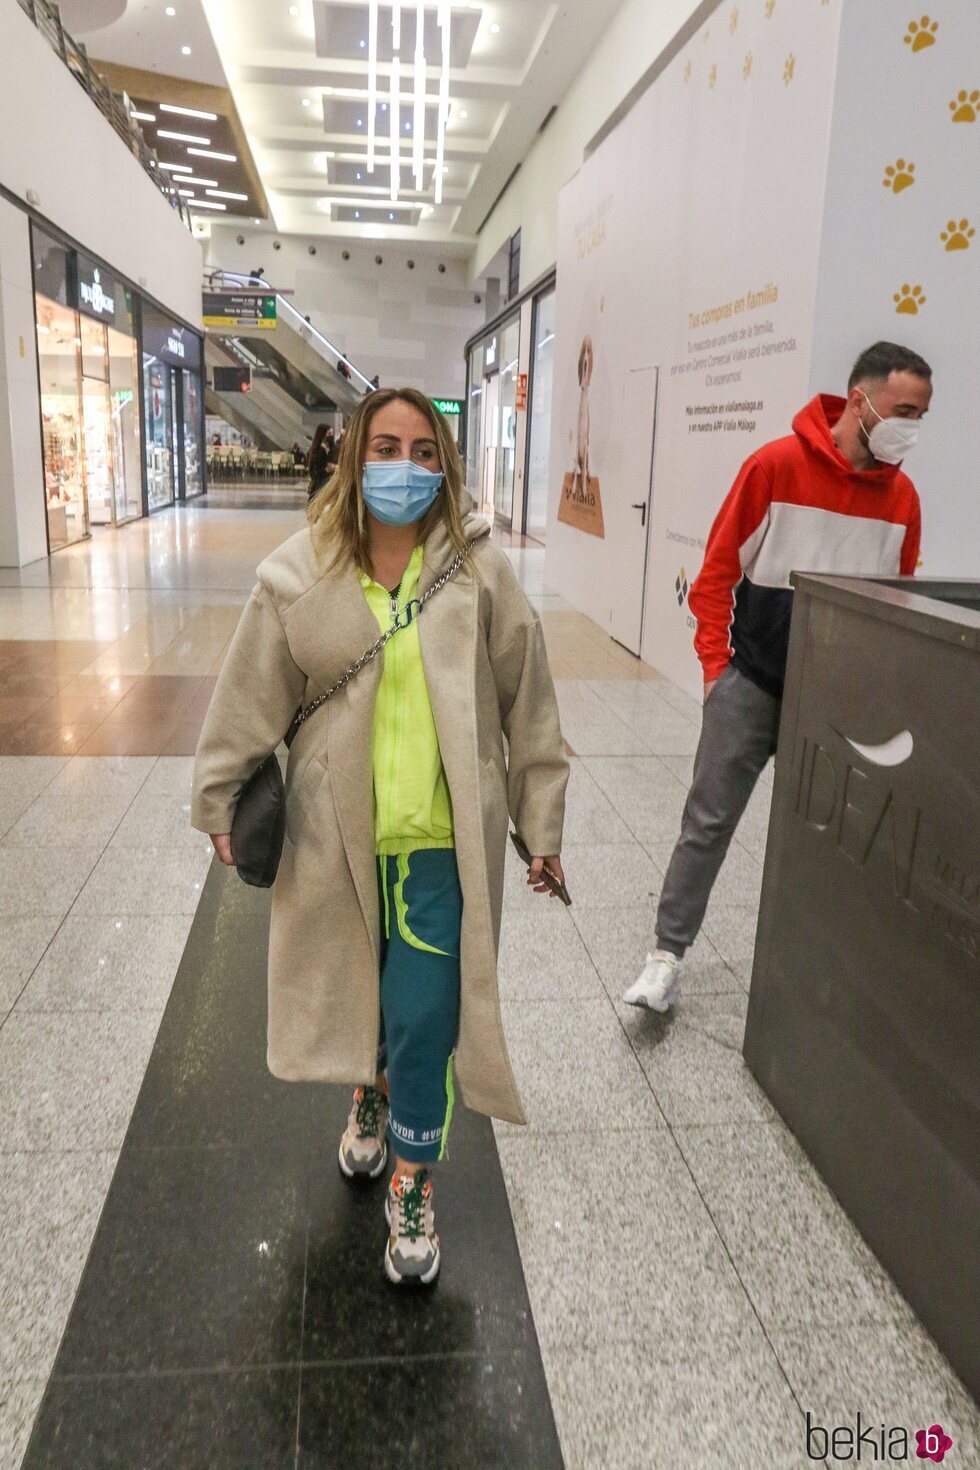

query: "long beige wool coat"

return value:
[191, 507, 568, 1124]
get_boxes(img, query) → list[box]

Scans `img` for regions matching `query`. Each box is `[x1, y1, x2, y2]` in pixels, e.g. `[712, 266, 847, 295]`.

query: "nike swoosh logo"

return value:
[844, 730, 914, 767]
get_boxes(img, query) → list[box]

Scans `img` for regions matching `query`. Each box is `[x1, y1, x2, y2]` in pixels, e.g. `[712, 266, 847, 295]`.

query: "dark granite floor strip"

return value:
[22, 860, 563, 1470]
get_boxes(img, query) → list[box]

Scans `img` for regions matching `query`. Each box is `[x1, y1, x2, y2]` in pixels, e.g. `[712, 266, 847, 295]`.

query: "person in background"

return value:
[338, 358, 352, 380]
[326, 429, 342, 467]
[370, 374, 381, 391]
[624, 340, 932, 1012]
[307, 425, 333, 501]
[249, 266, 265, 284]
[191, 388, 567, 1285]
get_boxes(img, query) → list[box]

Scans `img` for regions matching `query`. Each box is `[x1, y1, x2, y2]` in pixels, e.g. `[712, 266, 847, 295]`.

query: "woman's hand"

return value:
[527, 854, 564, 897]
[210, 833, 234, 866]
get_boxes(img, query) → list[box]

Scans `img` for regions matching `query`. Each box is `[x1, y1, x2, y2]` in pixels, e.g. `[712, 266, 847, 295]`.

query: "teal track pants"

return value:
[376, 849, 462, 1164]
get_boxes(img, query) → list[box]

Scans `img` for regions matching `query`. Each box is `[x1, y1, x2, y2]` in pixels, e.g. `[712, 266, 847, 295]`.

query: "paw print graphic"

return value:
[743, 51, 754, 79]
[883, 159, 916, 193]
[894, 283, 926, 315]
[730, 6, 739, 33]
[709, 63, 718, 88]
[675, 568, 689, 607]
[949, 89, 979, 122]
[904, 16, 938, 52]
[784, 53, 796, 84]
[765, 0, 776, 18]
[941, 218, 975, 251]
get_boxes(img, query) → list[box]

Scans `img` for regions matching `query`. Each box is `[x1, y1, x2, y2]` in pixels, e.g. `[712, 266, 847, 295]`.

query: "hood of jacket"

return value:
[792, 394, 904, 487]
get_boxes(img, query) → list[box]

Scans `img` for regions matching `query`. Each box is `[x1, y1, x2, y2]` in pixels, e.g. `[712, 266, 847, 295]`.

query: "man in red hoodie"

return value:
[624, 341, 932, 1012]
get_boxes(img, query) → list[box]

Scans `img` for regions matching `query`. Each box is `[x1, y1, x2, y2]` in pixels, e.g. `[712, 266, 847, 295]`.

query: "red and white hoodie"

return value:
[688, 394, 921, 698]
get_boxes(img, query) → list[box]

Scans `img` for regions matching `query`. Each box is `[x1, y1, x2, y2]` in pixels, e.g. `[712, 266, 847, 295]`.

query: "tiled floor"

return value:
[1, 497, 977, 1469]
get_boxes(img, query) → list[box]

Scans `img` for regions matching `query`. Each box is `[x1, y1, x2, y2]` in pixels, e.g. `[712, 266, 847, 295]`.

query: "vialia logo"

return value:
[806, 1413, 954, 1462]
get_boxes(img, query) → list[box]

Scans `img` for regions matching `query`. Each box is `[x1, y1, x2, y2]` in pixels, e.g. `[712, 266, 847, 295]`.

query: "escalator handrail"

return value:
[204, 271, 373, 394]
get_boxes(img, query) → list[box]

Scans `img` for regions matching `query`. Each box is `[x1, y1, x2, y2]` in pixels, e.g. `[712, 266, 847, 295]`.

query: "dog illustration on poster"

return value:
[559, 333, 605, 537]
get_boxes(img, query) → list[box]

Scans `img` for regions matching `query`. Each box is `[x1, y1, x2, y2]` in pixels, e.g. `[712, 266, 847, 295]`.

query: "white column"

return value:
[0, 198, 47, 567]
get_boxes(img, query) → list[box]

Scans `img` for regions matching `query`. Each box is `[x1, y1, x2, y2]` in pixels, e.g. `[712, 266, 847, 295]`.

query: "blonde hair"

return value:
[307, 387, 472, 577]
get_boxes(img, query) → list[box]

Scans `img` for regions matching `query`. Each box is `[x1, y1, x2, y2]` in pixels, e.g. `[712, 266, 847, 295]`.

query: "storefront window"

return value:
[182, 371, 202, 499]
[143, 358, 175, 510]
[524, 289, 555, 542]
[108, 289, 143, 524]
[79, 315, 115, 527]
[465, 343, 483, 495]
[494, 317, 520, 523]
[35, 296, 87, 551]
[142, 307, 203, 509]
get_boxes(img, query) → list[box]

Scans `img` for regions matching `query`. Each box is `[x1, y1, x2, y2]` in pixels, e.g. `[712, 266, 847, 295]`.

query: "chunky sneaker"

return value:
[338, 1085, 389, 1179]
[622, 950, 682, 1012]
[384, 1170, 440, 1285]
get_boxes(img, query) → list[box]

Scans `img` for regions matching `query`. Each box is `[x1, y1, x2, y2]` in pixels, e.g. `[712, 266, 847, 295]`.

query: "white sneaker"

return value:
[622, 950, 682, 1012]
[384, 1170, 440, 1285]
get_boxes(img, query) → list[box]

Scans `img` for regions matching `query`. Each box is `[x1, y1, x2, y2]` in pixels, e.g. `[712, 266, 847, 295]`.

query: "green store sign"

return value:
[432, 398, 462, 416]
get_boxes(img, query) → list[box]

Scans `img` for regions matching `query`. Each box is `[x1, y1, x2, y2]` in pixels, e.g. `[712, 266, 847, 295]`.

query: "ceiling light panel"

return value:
[157, 129, 212, 144]
[332, 204, 421, 226]
[322, 96, 440, 141]
[313, 3, 479, 68]
[159, 103, 219, 120]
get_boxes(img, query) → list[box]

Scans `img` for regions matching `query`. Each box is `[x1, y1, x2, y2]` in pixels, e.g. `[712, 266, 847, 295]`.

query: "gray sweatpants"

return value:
[656, 664, 780, 955]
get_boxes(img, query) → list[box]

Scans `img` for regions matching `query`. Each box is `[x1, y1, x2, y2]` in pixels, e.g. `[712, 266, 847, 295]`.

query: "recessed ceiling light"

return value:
[359, 38, 366, 48]
[160, 161, 192, 171]
[355, 210, 361, 218]
[459, 110, 468, 119]
[165, 5, 175, 13]
[356, 118, 363, 127]
[442, 165, 449, 173]
[177, 189, 195, 197]
[183, 176, 218, 186]
[181, 44, 191, 54]
[388, 211, 394, 219]
[157, 129, 210, 144]
[131, 110, 156, 122]
[207, 190, 249, 200]
[356, 171, 362, 179]
[381, 102, 388, 111]
[405, 121, 411, 131]
[160, 103, 218, 120]
[490, 23, 500, 33]
[302, 98, 310, 107]
[187, 148, 237, 161]
[189, 199, 227, 211]
[289, 4, 298, 12]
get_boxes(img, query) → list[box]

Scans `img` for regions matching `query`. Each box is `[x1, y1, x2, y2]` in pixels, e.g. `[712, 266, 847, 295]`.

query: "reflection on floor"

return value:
[1, 498, 978, 1469]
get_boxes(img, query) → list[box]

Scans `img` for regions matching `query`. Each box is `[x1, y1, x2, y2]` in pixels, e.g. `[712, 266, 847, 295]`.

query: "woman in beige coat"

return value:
[191, 387, 568, 1285]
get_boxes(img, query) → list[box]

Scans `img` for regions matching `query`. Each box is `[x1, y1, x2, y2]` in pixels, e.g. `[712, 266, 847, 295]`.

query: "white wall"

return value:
[0, 200, 46, 566]
[809, 0, 980, 576]
[547, 0, 844, 693]
[205, 226, 484, 399]
[471, 0, 701, 288]
[0, 3, 202, 326]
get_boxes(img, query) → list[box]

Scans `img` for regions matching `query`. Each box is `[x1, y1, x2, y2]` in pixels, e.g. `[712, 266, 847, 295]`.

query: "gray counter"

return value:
[743, 575, 980, 1399]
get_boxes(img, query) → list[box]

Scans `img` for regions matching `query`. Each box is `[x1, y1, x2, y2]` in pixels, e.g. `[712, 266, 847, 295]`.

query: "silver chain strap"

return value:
[290, 542, 472, 734]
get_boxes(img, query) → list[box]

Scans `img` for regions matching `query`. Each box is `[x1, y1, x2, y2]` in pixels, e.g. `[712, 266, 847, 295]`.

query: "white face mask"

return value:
[860, 391, 921, 464]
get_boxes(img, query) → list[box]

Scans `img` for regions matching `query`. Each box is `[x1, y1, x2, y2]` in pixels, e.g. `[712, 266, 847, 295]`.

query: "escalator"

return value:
[203, 270, 372, 448]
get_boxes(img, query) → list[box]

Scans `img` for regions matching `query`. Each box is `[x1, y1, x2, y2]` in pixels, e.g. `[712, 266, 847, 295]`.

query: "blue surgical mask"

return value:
[362, 459, 444, 525]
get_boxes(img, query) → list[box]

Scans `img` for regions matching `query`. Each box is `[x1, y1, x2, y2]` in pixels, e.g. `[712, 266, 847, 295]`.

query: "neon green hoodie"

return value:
[359, 544, 454, 856]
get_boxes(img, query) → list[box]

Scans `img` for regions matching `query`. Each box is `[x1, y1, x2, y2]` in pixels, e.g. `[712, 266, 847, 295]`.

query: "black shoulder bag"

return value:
[229, 545, 470, 887]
